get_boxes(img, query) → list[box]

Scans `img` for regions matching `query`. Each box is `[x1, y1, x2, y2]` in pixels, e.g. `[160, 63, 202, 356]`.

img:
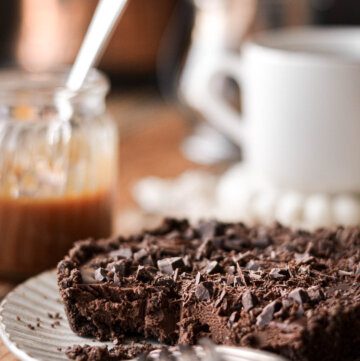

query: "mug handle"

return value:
[199, 53, 246, 145]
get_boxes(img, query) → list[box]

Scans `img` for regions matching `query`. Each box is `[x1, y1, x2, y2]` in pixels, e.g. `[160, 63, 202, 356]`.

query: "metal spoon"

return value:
[66, 0, 128, 91]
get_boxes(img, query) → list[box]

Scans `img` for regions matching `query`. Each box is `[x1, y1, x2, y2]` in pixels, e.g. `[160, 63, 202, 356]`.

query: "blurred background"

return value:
[1, 0, 360, 295]
[2, 0, 360, 84]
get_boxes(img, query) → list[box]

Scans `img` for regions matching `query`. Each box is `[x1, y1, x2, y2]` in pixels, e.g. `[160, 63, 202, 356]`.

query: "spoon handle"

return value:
[66, 0, 128, 91]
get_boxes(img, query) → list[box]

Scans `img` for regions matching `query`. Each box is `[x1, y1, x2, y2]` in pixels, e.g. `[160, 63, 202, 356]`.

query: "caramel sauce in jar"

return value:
[0, 69, 118, 280]
[0, 190, 113, 279]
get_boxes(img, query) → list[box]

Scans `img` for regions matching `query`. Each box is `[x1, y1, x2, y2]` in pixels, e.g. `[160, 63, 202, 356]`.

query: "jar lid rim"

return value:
[0, 67, 109, 101]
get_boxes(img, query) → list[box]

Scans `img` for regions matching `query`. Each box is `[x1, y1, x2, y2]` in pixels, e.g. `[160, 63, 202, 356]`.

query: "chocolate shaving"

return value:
[355, 264, 360, 276]
[307, 286, 325, 303]
[249, 270, 263, 280]
[195, 282, 212, 301]
[242, 290, 257, 312]
[338, 270, 353, 277]
[134, 249, 148, 262]
[256, 300, 282, 327]
[94, 268, 107, 282]
[136, 265, 155, 282]
[223, 238, 248, 251]
[269, 268, 290, 280]
[227, 311, 239, 328]
[203, 260, 222, 274]
[195, 272, 202, 286]
[196, 239, 214, 260]
[198, 220, 218, 239]
[295, 253, 315, 265]
[215, 289, 227, 307]
[108, 260, 130, 277]
[288, 288, 309, 306]
[252, 236, 270, 249]
[173, 268, 179, 281]
[157, 257, 185, 275]
[246, 260, 262, 271]
[236, 264, 250, 286]
[109, 248, 133, 259]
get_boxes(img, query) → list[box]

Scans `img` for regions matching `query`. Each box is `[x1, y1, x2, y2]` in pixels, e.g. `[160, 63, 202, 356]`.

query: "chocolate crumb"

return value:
[65, 343, 157, 361]
[51, 320, 61, 328]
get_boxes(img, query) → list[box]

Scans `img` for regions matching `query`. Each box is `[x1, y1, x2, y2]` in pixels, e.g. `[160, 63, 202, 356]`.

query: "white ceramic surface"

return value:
[195, 27, 360, 193]
[0, 270, 286, 361]
[0, 270, 116, 361]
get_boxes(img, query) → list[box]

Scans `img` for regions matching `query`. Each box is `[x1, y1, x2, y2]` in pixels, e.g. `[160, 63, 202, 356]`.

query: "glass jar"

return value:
[0, 68, 118, 280]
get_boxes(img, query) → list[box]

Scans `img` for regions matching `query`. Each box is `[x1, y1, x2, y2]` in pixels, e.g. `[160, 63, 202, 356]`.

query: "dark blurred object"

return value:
[157, 0, 195, 97]
[311, 0, 360, 25]
[0, 0, 194, 85]
[0, 2, 20, 67]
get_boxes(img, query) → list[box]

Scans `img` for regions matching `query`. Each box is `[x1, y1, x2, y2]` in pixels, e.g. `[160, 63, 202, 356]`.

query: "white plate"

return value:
[0, 270, 286, 361]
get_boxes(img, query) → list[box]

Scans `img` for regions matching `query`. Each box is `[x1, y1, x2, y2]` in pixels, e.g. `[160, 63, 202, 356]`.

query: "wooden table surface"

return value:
[0, 90, 203, 360]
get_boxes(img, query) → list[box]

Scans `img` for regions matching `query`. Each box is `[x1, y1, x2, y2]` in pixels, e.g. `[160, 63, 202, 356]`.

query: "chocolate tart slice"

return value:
[57, 218, 360, 361]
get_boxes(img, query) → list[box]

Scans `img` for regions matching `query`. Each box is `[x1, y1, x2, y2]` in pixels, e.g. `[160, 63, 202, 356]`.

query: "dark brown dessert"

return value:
[57, 219, 360, 361]
[65, 342, 156, 361]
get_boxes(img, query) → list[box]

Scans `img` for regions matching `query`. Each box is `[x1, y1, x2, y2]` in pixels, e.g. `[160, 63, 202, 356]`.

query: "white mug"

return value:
[193, 27, 360, 193]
